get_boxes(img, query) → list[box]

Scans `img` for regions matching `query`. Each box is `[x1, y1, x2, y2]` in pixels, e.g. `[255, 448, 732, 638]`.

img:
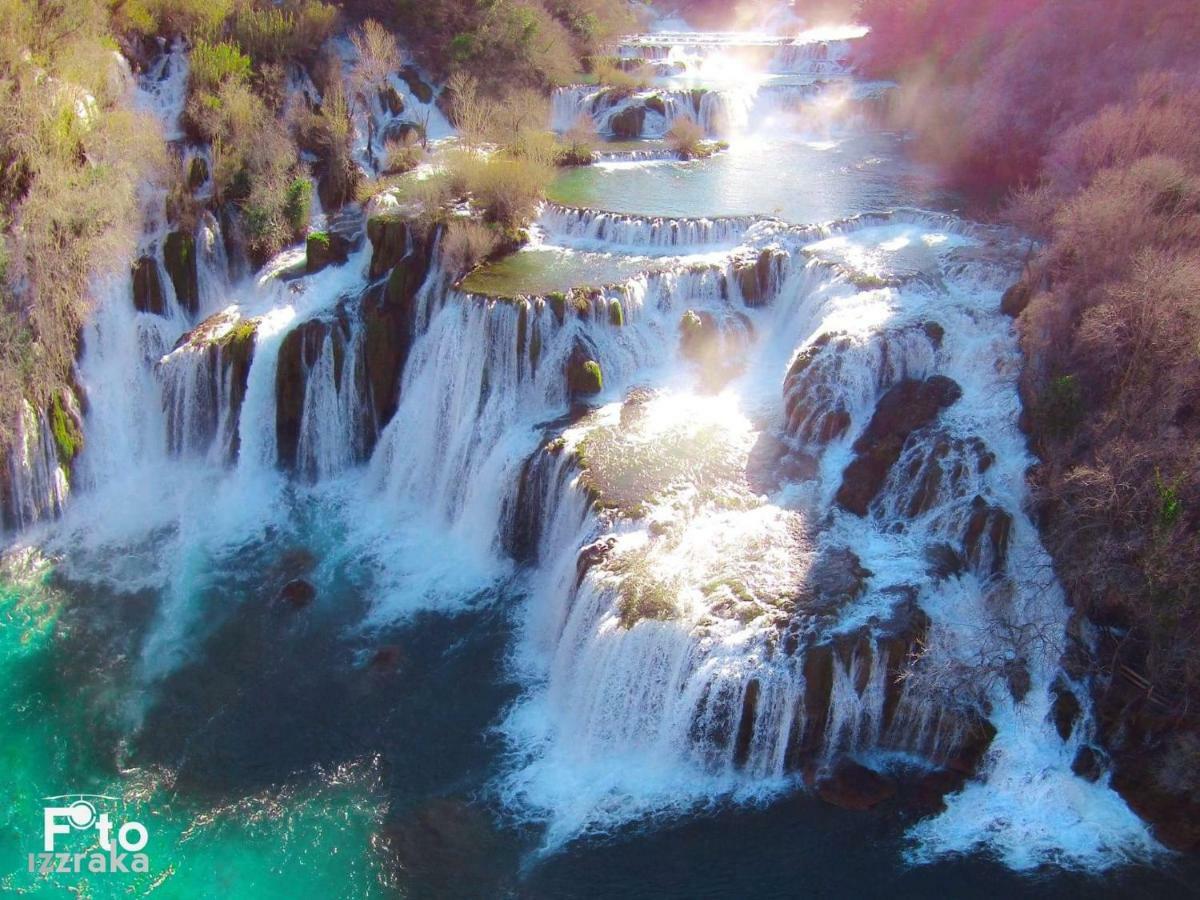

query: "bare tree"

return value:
[447, 72, 491, 149]
[350, 19, 400, 94]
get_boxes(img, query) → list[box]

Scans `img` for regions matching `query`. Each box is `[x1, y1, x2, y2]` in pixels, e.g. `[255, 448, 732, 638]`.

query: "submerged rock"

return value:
[836, 376, 963, 515]
[278, 578, 315, 609]
[816, 759, 897, 810]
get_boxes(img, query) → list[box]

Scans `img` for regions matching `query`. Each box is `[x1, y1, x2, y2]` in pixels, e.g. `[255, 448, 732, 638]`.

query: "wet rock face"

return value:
[163, 230, 199, 316]
[836, 376, 963, 516]
[131, 255, 166, 315]
[962, 495, 1012, 578]
[733, 247, 786, 307]
[361, 220, 433, 428]
[275, 316, 353, 470]
[896, 431, 993, 519]
[797, 547, 872, 612]
[783, 333, 852, 446]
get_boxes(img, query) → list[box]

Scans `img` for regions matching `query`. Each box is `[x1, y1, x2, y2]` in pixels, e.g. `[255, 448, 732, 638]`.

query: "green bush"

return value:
[283, 177, 312, 234]
[190, 40, 252, 93]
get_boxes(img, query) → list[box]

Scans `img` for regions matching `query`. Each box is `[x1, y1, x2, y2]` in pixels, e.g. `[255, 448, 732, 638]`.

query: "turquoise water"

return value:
[0, 561, 390, 898]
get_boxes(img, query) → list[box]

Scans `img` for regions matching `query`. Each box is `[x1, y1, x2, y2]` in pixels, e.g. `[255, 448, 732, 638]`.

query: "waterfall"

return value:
[537, 203, 762, 253]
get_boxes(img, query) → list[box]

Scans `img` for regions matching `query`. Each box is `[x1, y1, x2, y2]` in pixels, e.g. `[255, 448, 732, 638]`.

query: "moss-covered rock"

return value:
[163, 230, 199, 316]
[306, 230, 353, 273]
[644, 94, 666, 117]
[48, 391, 83, 468]
[366, 213, 410, 280]
[608, 299, 624, 327]
[565, 341, 603, 398]
[131, 255, 166, 315]
[547, 291, 567, 325]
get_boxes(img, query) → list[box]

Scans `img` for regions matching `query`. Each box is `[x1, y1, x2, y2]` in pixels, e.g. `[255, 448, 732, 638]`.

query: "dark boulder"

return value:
[163, 230, 199, 316]
[379, 84, 405, 115]
[576, 536, 617, 587]
[1000, 279, 1032, 318]
[816, 759, 897, 810]
[1072, 745, 1104, 782]
[1050, 677, 1082, 741]
[399, 66, 434, 104]
[609, 105, 645, 139]
[836, 376, 963, 515]
[383, 119, 425, 147]
[131, 255, 166, 315]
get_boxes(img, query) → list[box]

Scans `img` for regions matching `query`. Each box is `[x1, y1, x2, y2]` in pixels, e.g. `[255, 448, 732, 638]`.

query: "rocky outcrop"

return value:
[362, 220, 433, 426]
[836, 376, 962, 515]
[131, 255, 166, 315]
[163, 312, 257, 462]
[783, 333, 853, 445]
[163, 230, 199, 316]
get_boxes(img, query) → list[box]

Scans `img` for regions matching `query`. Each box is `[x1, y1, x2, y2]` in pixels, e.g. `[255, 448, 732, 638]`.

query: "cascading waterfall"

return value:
[2, 18, 1169, 884]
